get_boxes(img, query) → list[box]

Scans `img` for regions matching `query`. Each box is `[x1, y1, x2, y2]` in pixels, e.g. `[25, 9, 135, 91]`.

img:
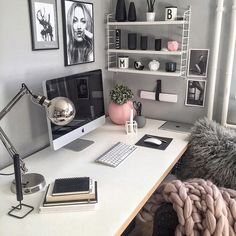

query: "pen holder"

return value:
[125, 121, 138, 135]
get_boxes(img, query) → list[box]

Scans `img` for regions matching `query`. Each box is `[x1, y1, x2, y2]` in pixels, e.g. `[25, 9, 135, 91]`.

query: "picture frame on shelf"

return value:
[28, 0, 59, 50]
[61, 0, 94, 66]
[185, 79, 207, 107]
[187, 49, 209, 78]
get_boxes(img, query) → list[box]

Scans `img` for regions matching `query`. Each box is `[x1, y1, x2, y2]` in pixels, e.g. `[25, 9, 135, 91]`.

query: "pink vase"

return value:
[167, 41, 179, 51]
[108, 101, 135, 125]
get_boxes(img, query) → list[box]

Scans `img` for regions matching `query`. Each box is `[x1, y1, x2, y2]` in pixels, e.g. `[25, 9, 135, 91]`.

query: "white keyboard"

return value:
[95, 142, 137, 167]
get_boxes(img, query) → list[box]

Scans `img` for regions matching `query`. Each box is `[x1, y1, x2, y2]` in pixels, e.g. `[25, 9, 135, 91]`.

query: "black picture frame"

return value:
[28, 0, 59, 50]
[61, 0, 94, 66]
[185, 79, 207, 107]
[187, 49, 209, 78]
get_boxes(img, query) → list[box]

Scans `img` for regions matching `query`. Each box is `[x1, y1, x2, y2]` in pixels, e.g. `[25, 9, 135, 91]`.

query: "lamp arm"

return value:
[0, 86, 27, 121]
[0, 85, 30, 174]
[0, 127, 28, 174]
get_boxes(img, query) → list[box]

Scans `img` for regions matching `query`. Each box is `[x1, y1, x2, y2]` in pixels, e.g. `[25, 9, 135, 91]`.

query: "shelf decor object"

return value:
[165, 6, 178, 21]
[146, 0, 156, 21]
[155, 39, 162, 51]
[134, 61, 145, 70]
[128, 33, 137, 50]
[118, 56, 129, 68]
[0, 83, 75, 218]
[148, 60, 160, 71]
[106, 6, 191, 78]
[115, 0, 127, 22]
[165, 62, 177, 72]
[128, 2, 136, 21]
[140, 36, 148, 50]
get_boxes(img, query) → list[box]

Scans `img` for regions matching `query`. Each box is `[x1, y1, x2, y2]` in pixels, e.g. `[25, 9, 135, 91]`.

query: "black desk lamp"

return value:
[0, 83, 75, 218]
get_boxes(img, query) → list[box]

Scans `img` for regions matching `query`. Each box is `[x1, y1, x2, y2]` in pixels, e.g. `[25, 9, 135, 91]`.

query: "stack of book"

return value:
[39, 177, 98, 213]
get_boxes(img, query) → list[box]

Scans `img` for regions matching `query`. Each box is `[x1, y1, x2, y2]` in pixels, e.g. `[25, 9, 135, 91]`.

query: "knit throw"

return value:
[139, 179, 236, 236]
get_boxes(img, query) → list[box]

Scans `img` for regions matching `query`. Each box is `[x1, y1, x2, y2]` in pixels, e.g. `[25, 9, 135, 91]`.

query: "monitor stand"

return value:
[64, 139, 94, 152]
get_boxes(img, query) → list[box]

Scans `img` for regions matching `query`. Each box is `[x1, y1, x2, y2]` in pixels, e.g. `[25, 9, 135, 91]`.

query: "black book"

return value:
[52, 177, 90, 196]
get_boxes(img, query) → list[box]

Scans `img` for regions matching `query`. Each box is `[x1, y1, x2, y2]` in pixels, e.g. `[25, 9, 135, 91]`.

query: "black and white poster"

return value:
[29, 0, 59, 50]
[185, 79, 207, 107]
[62, 0, 94, 66]
[187, 49, 209, 78]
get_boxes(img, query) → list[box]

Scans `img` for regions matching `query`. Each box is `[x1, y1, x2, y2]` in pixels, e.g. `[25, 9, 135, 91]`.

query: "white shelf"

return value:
[108, 49, 183, 55]
[107, 20, 185, 26]
[106, 7, 191, 78]
[108, 68, 181, 77]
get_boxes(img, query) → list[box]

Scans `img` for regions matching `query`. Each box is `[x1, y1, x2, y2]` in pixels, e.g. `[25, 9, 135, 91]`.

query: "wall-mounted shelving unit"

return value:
[106, 6, 191, 78]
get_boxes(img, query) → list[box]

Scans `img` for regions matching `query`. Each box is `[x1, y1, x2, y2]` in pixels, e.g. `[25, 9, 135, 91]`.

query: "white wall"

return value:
[214, 0, 236, 124]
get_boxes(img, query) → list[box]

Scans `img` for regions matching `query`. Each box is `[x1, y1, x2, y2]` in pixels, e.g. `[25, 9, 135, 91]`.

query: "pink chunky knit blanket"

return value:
[139, 179, 236, 236]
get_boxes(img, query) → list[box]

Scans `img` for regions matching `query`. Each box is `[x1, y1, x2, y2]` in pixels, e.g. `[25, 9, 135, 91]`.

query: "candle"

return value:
[130, 109, 134, 133]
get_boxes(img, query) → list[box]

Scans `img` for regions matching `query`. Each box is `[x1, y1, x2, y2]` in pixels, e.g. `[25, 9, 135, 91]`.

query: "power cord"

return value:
[0, 172, 14, 176]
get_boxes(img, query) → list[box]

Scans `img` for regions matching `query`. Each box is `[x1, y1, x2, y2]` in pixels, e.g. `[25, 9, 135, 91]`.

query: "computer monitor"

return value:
[43, 69, 105, 151]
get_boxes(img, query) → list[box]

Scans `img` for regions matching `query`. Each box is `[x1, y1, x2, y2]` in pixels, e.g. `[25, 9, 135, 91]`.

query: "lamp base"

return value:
[11, 173, 46, 195]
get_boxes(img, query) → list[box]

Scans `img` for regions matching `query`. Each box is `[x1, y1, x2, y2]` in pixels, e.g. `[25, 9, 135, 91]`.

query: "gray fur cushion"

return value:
[178, 118, 236, 190]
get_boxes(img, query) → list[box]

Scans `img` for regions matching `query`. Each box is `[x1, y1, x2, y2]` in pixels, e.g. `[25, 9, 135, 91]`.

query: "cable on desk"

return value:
[0, 172, 14, 176]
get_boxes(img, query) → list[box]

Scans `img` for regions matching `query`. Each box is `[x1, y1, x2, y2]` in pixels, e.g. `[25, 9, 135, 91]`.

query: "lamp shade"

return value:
[47, 97, 75, 126]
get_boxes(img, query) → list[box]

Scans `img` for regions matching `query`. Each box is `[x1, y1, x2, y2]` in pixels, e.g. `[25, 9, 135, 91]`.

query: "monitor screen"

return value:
[43, 69, 105, 150]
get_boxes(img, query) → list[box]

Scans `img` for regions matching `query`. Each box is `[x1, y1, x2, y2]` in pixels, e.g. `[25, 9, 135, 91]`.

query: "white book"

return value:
[39, 201, 98, 213]
[39, 182, 98, 213]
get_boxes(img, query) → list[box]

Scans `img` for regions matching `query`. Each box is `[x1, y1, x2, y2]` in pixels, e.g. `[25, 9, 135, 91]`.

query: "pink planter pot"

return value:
[108, 101, 135, 125]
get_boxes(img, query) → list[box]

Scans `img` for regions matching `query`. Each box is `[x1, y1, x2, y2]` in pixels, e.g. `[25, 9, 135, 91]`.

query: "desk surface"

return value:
[0, 118, 188, 236]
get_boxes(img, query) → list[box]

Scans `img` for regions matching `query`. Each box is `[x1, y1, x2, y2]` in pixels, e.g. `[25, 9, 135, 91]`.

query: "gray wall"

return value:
[112, 0, 214, 123]
[0, 0, 111, 169]
[0, 0, 235, 170]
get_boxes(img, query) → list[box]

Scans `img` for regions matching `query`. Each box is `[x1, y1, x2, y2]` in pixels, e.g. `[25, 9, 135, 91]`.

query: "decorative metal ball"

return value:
[47, 97, 75, 126]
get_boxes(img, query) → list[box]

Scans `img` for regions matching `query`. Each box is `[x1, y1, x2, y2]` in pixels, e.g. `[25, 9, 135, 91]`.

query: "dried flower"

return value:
[147, 0, 156, 12]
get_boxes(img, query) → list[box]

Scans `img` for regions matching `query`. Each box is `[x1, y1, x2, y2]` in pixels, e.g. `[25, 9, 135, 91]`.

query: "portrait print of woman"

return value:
[62, 1, 94, 66]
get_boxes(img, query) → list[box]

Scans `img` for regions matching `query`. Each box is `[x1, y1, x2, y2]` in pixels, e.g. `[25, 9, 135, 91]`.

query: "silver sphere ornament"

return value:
[47, 97, 75, 126]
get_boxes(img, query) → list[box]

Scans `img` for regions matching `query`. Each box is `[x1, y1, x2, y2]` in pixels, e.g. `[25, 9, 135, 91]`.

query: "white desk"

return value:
[0, 118, 188, 236]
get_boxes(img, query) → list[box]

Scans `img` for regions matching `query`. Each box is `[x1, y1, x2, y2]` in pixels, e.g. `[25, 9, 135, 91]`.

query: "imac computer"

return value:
[43, 69, 105, 151]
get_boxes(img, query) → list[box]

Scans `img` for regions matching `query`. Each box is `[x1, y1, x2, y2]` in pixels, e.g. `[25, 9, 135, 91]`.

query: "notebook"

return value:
[52, 177, 90, 196]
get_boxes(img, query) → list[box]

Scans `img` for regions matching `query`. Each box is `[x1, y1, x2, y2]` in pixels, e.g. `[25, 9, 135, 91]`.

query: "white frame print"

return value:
[187, 49, 210, 78]
[185, 79, 207, 107]
[28, 0, 59, 50]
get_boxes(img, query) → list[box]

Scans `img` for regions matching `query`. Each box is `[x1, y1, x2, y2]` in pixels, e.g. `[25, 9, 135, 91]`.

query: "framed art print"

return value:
[187, 49, 209, 78]
[28, 0, 59, 50]
[185, 79, 207, 107]
[61, 0, 94, 66]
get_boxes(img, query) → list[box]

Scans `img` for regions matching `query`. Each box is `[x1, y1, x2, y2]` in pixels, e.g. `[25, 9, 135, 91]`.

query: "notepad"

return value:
[52, 177, 90, 196]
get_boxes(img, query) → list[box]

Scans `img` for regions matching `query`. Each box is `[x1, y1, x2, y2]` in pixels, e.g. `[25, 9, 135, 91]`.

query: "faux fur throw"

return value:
[178, 118, 236, 190]
[139, 179, 236, 236]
